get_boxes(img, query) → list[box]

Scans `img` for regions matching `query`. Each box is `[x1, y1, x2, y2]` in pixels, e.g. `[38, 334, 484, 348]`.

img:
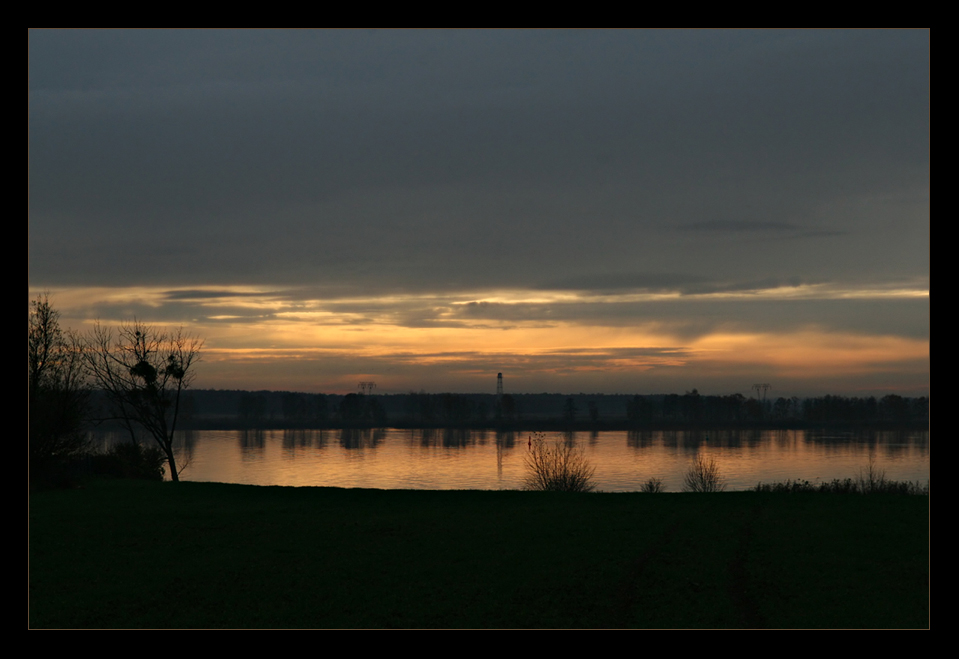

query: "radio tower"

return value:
[358, 381, 376, 396]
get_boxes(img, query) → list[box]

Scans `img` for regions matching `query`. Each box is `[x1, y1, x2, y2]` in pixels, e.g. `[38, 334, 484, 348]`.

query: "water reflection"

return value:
[339, 427, 385, 449]
[176, 429, 196, 466]
[89, 428, 929, 492]
[239, 429, 266, 451]
[495, 430, 516, 448]
[627, 430, 655, 449]
[279, 429, 330, 455]
[441, 428, 473, 448]
[282, 428, 313, 449]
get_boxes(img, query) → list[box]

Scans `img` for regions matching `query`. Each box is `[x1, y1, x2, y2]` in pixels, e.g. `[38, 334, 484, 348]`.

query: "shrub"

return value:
[754, 475, 929, 495]
[524, 433, 596, 492]
[89, 442, 166, 481]
[753, 479, 816, 493]
[641, 477, 664, 493]
[682, 455, 726, 493]
[856, 459, 889, 494]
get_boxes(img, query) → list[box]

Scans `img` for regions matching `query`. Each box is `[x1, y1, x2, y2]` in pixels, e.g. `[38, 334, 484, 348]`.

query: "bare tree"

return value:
[84, 320, 201, 481]
[524, 433, 595, 492]
[682, 455, 726, 493]
[28, 294, 90, 474]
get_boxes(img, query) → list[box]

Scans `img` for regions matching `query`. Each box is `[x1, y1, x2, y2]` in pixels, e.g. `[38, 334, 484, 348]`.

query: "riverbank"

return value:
[29, 480, 928, 628]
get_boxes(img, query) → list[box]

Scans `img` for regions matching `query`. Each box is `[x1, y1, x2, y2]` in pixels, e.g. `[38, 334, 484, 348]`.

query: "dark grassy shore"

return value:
[29, 480, 928, 628]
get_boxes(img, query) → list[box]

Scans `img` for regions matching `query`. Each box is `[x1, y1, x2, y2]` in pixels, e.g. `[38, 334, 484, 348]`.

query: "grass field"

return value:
[29, 480, 929, 628]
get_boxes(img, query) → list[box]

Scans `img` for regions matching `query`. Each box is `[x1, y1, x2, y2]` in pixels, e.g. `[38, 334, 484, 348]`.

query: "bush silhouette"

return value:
[683, 455, 726, 492]
[641, 477, 664, 493]
[90, 443, 166, 481]
[524, 433, 595, 492]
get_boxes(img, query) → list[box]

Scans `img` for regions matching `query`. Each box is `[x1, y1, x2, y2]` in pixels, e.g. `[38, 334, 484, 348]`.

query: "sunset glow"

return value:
[31, 280, 929, 396]
[30, 30, 928, 398]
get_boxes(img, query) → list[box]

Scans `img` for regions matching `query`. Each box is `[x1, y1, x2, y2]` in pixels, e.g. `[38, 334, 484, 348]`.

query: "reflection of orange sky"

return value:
[40, 285, 929, 393]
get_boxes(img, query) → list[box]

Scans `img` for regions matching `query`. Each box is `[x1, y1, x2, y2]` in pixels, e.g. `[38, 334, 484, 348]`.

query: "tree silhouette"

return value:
[84, 320, 201, 481]
[28, 294, 90, 478]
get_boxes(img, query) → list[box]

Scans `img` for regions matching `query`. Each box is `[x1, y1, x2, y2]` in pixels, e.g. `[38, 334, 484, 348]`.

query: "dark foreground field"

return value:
[29, 480, 928, 628]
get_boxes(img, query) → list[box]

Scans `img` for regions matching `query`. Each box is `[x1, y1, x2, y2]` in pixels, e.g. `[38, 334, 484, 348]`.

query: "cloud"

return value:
[30, 30, 928, 294]
[29, 31, 929, 395]
[538, 273, 707, 293]
[162, 289, 284, 300]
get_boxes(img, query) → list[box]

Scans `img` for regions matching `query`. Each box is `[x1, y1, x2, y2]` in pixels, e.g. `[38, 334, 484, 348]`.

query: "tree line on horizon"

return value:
[175, 388, 929, 429]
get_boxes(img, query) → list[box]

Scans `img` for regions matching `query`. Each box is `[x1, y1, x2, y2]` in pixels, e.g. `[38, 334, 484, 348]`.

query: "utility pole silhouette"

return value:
[752, 383, 771, 420]
[752, 383, 771, 402]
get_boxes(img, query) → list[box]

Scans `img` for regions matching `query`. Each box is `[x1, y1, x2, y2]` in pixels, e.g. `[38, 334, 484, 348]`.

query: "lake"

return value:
[94, 428, 929, 492]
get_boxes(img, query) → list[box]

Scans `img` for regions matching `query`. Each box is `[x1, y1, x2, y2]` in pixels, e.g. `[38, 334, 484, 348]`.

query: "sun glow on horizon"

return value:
[31, 284, 929, 396]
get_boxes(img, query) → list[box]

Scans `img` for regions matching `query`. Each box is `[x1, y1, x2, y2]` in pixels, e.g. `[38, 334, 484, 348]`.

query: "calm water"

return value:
[96, 428, 929, 492]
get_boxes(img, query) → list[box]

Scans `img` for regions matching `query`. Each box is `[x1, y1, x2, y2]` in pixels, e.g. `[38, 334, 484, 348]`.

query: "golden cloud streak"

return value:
[32, 281, 929, 320]
[33, 285, 928, 392]
[689, 331, 928, 377]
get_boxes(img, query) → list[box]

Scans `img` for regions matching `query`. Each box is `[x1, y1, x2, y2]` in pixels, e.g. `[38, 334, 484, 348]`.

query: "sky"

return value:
[28, 29, 929, 397]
